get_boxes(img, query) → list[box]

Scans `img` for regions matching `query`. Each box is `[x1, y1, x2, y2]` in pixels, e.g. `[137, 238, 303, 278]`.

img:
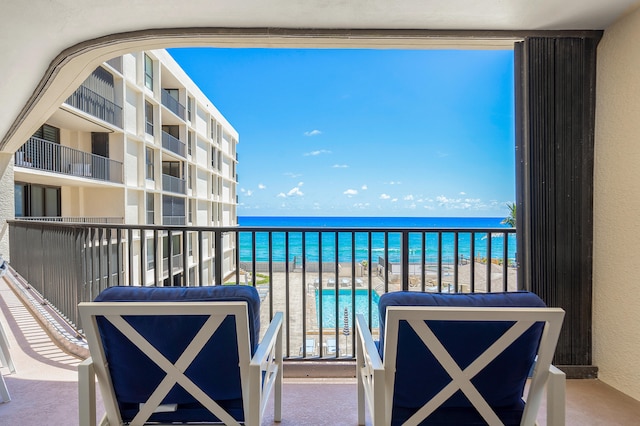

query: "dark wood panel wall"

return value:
[515, 35, 600, 377]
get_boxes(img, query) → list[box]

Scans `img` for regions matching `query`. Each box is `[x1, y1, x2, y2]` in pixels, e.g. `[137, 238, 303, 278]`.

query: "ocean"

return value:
[237, 216, 516, 265]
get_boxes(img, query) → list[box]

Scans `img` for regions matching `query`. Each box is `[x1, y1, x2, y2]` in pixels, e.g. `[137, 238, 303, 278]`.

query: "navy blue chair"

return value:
[356, 291, 565, 426]
[78, 285, 283, 426]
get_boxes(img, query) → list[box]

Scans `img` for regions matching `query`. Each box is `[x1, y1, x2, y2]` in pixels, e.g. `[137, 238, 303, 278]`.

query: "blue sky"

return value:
[168, 48, 515, 218]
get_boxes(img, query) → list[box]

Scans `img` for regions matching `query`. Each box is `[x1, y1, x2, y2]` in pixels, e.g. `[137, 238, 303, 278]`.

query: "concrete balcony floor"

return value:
[2, 277, 640, 425]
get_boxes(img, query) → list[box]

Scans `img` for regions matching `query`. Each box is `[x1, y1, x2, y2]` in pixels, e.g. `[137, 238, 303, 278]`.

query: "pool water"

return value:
[316, 289, 380, 329]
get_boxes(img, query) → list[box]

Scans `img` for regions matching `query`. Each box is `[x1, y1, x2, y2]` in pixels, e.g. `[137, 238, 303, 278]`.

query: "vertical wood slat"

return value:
[516, 36, 597, 368]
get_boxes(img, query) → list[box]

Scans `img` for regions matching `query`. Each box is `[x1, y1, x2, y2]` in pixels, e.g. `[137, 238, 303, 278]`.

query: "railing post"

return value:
[214, 230, 223, 285]
[401, 231, 409, 291]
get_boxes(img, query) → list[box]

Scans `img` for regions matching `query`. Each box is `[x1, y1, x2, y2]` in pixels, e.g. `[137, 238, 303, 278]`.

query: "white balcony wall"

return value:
[82, 188, 123, 218]
[122, 53, 137, 84]
[195, 137, 207, 169]
[221, 155, 231, 179]
[196, 169, 208, 198]
[222, 179, 231, 203]
[125, 190, 141, 224]
[195, 108, 207, 136]
[594, 6, 640, 402]
[124, 141, 140, 187]
[197, 200, 208, 224]
[124, 89, 138, 135]
[222, 204, 232, 226]
[221, 132, 231, 153]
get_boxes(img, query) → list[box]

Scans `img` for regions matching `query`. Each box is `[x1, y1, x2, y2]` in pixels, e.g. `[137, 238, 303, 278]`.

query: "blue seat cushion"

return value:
[93, 285, 261, 423]
[378, 291, 547, 426]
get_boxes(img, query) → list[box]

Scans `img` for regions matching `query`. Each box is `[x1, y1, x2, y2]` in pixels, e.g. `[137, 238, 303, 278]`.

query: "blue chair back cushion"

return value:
[93, 285, 261, 423]
[378, 291, 547, 426]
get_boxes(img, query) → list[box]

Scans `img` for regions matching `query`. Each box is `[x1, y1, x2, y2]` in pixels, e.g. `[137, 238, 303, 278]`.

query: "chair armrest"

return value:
[78, 357, 97, 426]
[547, 365, 566, 426]
[251, 312, 283, 368]
[356, 314, 383, 370]
[249, 312, 284, 424]
[356, 314, 385, 426]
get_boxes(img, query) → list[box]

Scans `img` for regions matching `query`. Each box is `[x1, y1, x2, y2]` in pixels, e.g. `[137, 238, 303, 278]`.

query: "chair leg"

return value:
[0, 374, 10, 403]
[78, 358, 97, 426]
[547, 365, 566, 426]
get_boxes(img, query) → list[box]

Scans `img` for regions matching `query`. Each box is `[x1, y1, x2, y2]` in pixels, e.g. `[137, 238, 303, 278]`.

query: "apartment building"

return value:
[12, 49, 239, 286]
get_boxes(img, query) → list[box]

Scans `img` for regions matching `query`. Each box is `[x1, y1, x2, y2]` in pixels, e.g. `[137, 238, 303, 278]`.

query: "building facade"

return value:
[12, 49, 239, 286]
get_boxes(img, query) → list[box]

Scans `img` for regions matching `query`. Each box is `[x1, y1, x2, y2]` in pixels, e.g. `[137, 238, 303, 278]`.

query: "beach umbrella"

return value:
[343, 307, 350, 336]
[343, 307, 350, 356]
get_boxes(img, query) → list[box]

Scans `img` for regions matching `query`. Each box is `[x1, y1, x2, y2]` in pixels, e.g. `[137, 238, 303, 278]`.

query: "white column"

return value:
[0, 153, 14, 262]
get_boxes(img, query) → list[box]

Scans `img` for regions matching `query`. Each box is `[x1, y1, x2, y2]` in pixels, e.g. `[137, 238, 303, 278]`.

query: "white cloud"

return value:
[344, 189, 358, 196]
[386, 180, 402, 185]
[277, 193, 286, 198]
[361, 185, 368, 190]
[304, 149, 331, 156]
[353, 202, 370, 209]
[379, 193, 391, 200]
[404, 194, 414, 201]
[304, 130, 322, 136]
[332, 164, 349, 168]
[288, 187, 304, 196]
[460, 191, 466, 195]
[391, 198, 398, 202]
[246, 190, 253, 196]
[258, 183, 266, 189]
[284, 172, 302, 178]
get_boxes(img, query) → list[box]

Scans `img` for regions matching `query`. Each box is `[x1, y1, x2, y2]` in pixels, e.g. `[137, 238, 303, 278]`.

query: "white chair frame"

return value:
[356, 306, 566, 426]
[78, 301, 283, 426]
[0, 320, 16, 403]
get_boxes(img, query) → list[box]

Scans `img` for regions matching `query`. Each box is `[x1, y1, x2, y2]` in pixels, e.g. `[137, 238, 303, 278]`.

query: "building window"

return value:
[162, 161, 181, 178]
[146, 193, 154, 224]
[144, 54, 153, 90]
[187, 96, 193, 121]
[210, 119, 215, 140]
[188, 199, 193, 223]
[211, 147, 216, 169]
[188, 131, 192, 156]
[33, 124, 60, 143]
[145, 147, 154, 180]
[14, 182, 60, 218]
[145, 101, 154, 135]
[188, 165, 193, 189]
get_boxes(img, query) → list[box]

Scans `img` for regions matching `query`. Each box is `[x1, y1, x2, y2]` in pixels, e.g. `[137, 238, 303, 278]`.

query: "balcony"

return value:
[161, 130, 186, 157]
[15, 137, 124, 184]
[2, 259, 640, 425]
[161, 89, 186, 120]
[161, 173, 186, 193]
[65, 84, 123, 128]
[7, 220, 519, 353]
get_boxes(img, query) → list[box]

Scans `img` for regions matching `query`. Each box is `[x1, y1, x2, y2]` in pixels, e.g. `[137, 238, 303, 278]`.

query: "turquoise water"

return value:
[316, 288, 380, 329]
[238, 216, 516, 264]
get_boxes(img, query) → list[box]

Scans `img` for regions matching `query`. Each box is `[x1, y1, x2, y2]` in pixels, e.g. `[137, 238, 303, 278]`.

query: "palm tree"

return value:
[501, 202, 516, 227]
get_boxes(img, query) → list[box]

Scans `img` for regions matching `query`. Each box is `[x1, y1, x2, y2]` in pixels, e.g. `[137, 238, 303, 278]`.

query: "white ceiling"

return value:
[1, 0, 639, 151]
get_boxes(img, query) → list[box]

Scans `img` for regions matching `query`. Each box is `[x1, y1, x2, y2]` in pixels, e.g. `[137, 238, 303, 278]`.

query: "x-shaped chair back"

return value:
[79, 301, 254, 426]
[382, 306, 564, 426]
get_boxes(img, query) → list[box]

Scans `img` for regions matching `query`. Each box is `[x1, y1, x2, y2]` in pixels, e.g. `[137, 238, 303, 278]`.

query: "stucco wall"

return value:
[0, 153, 14, 261]
[594, 6, 640, 402]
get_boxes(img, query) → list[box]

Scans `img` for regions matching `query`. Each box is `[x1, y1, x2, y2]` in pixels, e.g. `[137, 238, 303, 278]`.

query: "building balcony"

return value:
[161, 130, 186, 158]
[161, 173, 186, 194]
[65, 84, 123, 128]
[15, 137, 124, 184]
[161, 89, 186, 120]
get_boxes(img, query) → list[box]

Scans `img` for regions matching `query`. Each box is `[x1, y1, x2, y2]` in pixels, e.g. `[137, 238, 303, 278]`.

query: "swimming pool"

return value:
[316, 288, 380, 328]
